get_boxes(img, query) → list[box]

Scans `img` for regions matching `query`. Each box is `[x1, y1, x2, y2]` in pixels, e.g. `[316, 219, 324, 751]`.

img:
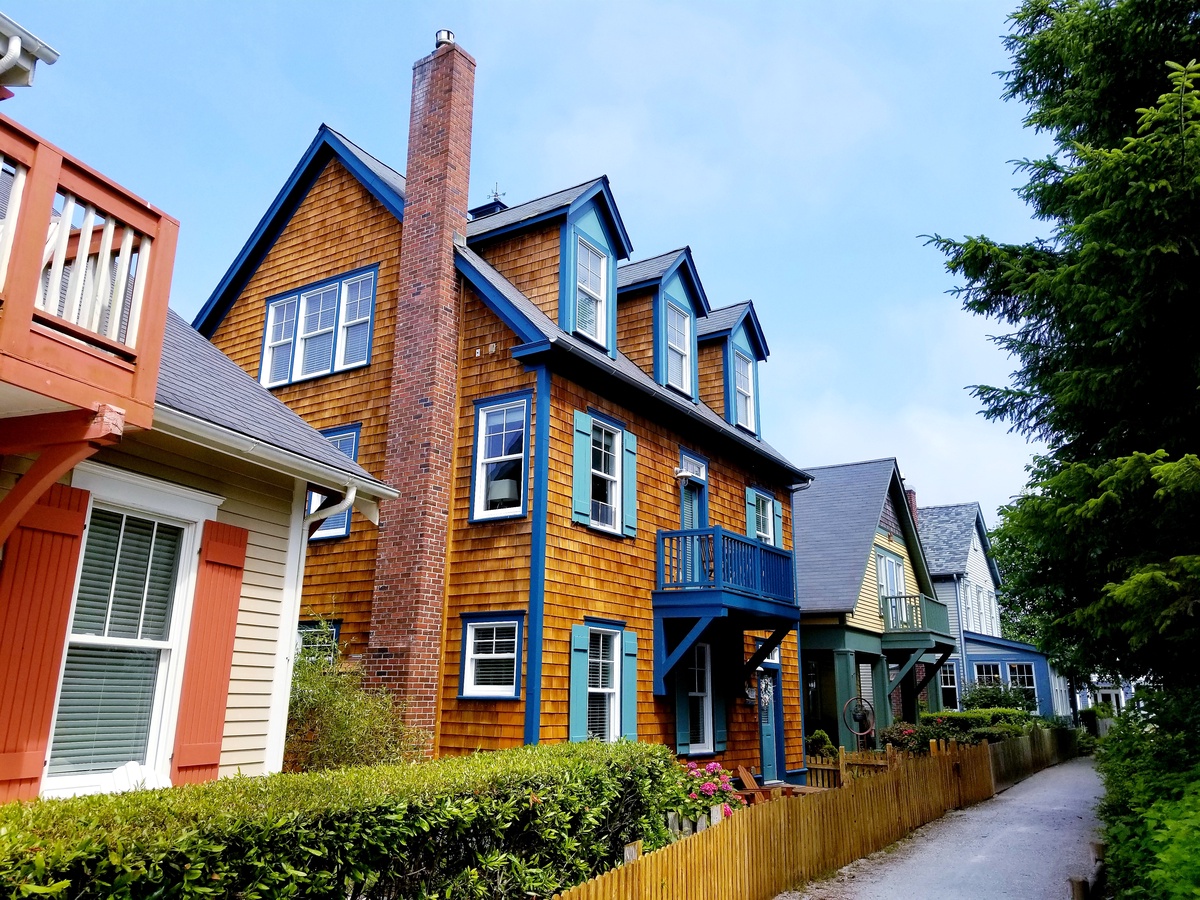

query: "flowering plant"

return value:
[665, 759, 747, 821]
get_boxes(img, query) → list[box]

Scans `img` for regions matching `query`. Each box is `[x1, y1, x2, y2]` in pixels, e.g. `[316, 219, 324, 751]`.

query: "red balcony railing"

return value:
[0, 113, 178, 429]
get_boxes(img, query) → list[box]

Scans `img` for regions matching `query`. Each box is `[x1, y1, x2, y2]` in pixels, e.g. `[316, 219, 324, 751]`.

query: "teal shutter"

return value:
[622, 432, 638, 538]
[773, 501, 784, 548]
[674, 676, 690, 755]
[569, 625, 590, 742]
[745, 487, 756, 537]
[621, 629, 638, 740]
[571, 411, 593, 524]
[714, 686, 728, 752]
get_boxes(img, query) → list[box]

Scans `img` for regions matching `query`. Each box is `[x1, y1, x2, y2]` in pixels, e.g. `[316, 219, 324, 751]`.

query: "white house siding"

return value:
[962, 524, 1001, 638]
[933, 578, 961, 639]
[85, 430, 296, 778]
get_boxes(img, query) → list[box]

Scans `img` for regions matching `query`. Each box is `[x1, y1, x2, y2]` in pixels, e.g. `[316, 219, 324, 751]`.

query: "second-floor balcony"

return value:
[879, 593, 953, 641]
[0, 113, 178, 430]
[654, 526, 797, 620]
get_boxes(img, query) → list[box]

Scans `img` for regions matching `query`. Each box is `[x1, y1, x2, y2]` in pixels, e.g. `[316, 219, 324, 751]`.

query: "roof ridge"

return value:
[802, 457, 898, 471]
[471, 175, 605, 222]
[618, 247, 688, 267]
[918, 502, 981, 511]
[321, 124, 406, 182]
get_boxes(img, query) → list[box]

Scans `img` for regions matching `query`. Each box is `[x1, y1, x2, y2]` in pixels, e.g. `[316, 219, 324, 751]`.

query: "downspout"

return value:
[0, 36, 21, 78]
[303, 484, 356, 530]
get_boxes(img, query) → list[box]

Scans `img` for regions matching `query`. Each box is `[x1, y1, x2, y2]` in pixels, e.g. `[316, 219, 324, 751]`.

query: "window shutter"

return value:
[773, 501, 784, 549]
[622, 432, 638, 538]
[621, 629, 638, 740]
[745, 487, 756, 537]
[171, 520, 248, 785]
[713, 685, 728, 752]
[568, 624, 590, 742]
[674, 676, 690, 755]
[0, 483, 89, 802]
[571, 411, 593, 524]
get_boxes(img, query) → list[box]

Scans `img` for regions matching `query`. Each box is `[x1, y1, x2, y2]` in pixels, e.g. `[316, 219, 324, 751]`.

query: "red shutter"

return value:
[171, 520, 248, 785]
[0, 483, 89, 802]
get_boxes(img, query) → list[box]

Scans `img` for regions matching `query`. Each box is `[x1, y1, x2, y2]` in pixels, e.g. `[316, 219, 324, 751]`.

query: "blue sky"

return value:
[4, 2, 1051, 522]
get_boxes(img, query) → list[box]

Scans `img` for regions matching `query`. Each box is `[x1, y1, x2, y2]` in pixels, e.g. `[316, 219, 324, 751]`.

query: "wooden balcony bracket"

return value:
[912, 648, 954, 697]
[887, 647, 925, 696]
[740, 625, 793, 681]
[653, 614, 715, 696]
[0, 405, 123, 545]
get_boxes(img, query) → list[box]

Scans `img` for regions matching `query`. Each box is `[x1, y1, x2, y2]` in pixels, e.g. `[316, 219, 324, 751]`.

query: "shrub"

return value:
[961, 680, 1037, 712]
[968, 724, 1024, 744]
[1075, 729, 1098, 756]
[877, 720, 961, 753]
[806, 730, 835, 758]
[918, 708, 1031, 739]
[1079, 707, 1100, 736]
[665, 760, 746, 822]
[285, 630, 429, 771]
[0, 741, 678, 899]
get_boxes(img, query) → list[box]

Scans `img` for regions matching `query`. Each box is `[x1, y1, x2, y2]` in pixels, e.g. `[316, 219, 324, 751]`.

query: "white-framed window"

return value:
[974, 585, 984, 632]
[576, 237, 606, 345]
[307, 426, 359, 540]
[940, 663, 959, 709]
[733, 351, 755, 430]
[974, 663, 1001, 685]
[587, 628, 620, 741]
[666, 302, 691, 393]
[295, 620, 340, 661]
[1008, 662, 1037, 705]
[472, 398, 528, 520]
[590, 420, 621, 532]
[876, 551, 908, 627]
[261, 268, 377, 387]
[43, 463, 220, 798]
[463, 619, 520, 698]
[754, 492, 774, 544]
[687, 642, 713, 754]
[679, 454, 706, 481]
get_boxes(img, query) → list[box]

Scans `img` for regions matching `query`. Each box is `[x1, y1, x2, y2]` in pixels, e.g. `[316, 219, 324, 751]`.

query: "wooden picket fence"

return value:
[803, 746, 895, 789]
[553, 741, 995, 900]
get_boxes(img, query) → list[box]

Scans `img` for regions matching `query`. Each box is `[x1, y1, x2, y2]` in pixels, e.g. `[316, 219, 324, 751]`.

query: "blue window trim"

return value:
[524, 366, 550, 743]
[660, 296, 697, 400]
[257, 263, 379, 387]
[469, 389, 533, 523]
[679, 448, 709, 528]
[584, 615, 627, 629]
[559, 205, 619, 360]
[458, 611, 525, 701]
[726, 342, 760, 437]
[309, 423, 361, 540]
[579, 408, 636, 540]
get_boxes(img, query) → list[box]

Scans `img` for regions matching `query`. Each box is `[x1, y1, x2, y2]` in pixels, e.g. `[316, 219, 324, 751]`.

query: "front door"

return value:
[758, 668, 779, 782]
[681, 477, 707, 581]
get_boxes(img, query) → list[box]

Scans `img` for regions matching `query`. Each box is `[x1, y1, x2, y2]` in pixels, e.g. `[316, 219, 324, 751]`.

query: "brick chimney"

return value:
[905, 488, 918, 529]
[367, 31, 475, 733]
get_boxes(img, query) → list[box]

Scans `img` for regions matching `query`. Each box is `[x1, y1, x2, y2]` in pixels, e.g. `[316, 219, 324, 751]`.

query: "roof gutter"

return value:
[152, 405, 398, 522]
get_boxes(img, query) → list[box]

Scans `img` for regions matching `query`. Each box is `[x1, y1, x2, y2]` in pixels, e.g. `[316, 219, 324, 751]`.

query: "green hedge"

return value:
[918, 708, 1032, 731]
[0, 741, 677, 899]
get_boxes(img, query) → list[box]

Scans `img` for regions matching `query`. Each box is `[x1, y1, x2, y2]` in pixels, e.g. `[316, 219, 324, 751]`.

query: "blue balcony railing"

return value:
[657, 526, 795, 604]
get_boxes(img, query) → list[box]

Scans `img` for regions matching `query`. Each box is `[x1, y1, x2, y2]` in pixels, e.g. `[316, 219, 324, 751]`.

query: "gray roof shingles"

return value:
[157, 310, 385, 488]
[916, 503, 980, 576]
[793, 458, 898, 613]
[697, 302, 750, 338]
[617, 249, 687, 289]
[326, 126, 407, 202]
[466, 178, 603, 240]
[454, 244, 804, 478]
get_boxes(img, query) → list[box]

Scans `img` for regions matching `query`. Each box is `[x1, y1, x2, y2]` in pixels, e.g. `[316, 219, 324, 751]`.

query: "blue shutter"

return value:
[674, 675, 690, 755]
[745, 487, 756, 538]
[622, 432, 638, 538]
[773, 501, 784, 549]
[621, 629, 638, 740]
[572, 411, 593, 524]
[569, 625, 590, 742]
[714, 685, 727, 752]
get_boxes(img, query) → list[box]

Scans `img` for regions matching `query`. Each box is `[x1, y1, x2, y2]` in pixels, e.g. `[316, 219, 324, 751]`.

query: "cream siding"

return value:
[961, 522, 1001, 637]
[847, 531, 921, 633]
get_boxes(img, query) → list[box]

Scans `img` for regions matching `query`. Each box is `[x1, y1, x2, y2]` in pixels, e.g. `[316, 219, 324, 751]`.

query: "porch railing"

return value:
[879, 593, 951, 634]
[657, 526, 795, 604]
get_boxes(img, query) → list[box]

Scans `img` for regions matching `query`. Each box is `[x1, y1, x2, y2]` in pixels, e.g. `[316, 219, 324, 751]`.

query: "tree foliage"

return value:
[934, 0, 1200, 686]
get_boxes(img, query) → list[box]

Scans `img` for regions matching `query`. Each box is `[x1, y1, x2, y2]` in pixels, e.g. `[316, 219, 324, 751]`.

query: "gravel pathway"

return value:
[776, 755, 1103, 900]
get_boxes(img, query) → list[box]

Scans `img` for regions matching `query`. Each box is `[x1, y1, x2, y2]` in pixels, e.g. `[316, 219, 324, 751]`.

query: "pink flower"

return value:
[723, 803, 733, 817]
[705, 761, 722, 774]
[700, 781, 717, 796]
[687, 762, 699, 770]
[688, 792, 698, 800]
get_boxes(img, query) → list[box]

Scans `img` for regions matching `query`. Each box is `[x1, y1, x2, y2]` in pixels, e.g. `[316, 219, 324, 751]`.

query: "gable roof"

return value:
[617, 247, 711, 315]
[193, 125, 406, 337]
[156, 310, 393, 498]
[466, 175, 634, 258]
[918, 502, 1001, 586]
[453, 243, 806, 481]
[696, 300, 769, 360]
[793, 458, 934, 613]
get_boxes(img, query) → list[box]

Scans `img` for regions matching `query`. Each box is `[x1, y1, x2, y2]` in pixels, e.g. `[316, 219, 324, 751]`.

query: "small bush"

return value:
[919, 708, 1031, 731]
[285, 632, 429, 771]
[961, 680, 1037, 712]
[0, 741, 679, 899]
[806, 730, 835, 758]
[877, 720, 961, 753]
[968, 724, 1024, 744]
[1076, 729, 1098, 756]
[666, 760, 746, 822]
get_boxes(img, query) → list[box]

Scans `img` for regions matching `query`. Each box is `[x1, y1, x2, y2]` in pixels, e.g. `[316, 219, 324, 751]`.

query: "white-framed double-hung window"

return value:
[576, 237, 606, 345]
[666, 303, 691, 393]
[43, 463, 220, 797]
[308, 425, 360, 540]
[590, 420, 621, 532]
[261, 267, 377, 387]
[733, 351, 755, 430]
[974, 662, 1001, 686]
[940, 663, 959, 709]
[587, 627, 621, 741]
[687, 643, 713, 754]
[462, 618, 521, 698]
[876, 550, 907, 628]
[754, 493, 774, 544]
[1008, 662, 1037, 705]
[472, 396, 528, 520]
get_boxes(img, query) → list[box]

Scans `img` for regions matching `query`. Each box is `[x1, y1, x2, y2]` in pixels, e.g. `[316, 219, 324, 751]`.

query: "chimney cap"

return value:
[435, 29, 455, 48]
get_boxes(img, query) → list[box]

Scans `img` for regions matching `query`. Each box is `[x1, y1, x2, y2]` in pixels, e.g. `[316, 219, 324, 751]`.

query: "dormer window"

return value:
[733, 351, 755, 430]
[666, 303, 691, 393]
[576, 238, 606, 345]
